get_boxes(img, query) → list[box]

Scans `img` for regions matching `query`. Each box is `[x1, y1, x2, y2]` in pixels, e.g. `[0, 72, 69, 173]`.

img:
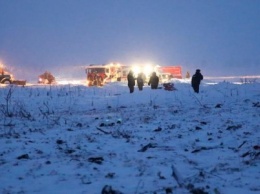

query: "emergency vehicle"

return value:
[131, 65, 182, 82]
[85, 63, 182, 86]
[157, 66, 182, 79]
[85, 63, 122, 86]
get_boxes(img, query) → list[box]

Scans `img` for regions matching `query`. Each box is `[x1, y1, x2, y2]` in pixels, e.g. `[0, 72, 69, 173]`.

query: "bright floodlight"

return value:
[144, 64, 153, 77]
[132, 65, 140, 76]
[144, 65, 153, 73]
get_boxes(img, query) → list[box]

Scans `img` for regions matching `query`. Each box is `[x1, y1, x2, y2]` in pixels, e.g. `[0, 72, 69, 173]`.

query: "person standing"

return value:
[186, 71, 190, 79]
[148, 72, 159, 89]
[137, 73, 144, 91]
[191, 69, 203, 93]
[127, 70, 135, 93]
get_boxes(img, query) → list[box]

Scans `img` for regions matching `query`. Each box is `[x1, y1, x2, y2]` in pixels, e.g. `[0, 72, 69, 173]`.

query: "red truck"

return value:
[156, 66, 182, 83]
[85, 63, 122, 86]
[157, 66, 182, 79]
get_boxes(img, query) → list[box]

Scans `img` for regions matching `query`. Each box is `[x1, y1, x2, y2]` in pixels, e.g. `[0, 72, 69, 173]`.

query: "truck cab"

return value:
[0, 68, 12, 84]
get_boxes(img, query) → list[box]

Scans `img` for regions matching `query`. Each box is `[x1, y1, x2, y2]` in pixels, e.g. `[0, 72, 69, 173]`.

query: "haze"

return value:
[0, 0, 260, 81]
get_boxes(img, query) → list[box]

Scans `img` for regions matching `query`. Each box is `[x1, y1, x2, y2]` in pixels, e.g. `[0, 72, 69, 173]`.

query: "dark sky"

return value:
[0, 0, 260, 80]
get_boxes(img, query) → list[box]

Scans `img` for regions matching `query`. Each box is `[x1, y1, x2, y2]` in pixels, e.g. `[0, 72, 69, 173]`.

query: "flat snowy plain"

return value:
[0, 78, 259, 194]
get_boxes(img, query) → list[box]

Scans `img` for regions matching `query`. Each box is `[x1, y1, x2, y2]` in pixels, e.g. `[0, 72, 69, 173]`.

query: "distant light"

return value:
[0, 61, 4, 68]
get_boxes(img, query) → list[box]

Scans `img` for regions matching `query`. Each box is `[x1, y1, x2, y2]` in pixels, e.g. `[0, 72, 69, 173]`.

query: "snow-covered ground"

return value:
[0, 79, 259, 194]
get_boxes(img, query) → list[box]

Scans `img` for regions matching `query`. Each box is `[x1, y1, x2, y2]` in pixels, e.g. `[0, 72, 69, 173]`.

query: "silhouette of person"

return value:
[127, 70, 135, 93]
[148, 72, 159, 89]
[191, 69, 203, 93]
[137, 73, 144, 91]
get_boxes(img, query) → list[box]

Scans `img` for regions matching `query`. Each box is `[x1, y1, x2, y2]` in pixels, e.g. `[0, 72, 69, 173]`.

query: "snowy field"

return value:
[0, 79, 259, 194]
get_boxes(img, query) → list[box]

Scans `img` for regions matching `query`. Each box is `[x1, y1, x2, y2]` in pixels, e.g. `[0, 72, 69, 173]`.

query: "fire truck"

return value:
[85, 63, 182, 86]
[156, 66, 182, 82]
[130, 65, 182, 83]
[85, 63, 123, 86]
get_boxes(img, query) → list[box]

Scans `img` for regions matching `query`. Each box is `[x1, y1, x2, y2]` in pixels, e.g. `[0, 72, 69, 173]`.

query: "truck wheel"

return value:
[2, 80, 11, 84]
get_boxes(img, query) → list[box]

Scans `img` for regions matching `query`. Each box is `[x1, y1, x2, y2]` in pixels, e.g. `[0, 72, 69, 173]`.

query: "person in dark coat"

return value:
[127, 70, 135, 93]
[191, 69, 203, 93]
[148, 72, 159, 89]
[137, 73, 144, 91]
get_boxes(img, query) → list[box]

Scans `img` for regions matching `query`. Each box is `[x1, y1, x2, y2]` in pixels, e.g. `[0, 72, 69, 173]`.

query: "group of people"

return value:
[127, 69, 204, 94]
[127, 71, 159, 93]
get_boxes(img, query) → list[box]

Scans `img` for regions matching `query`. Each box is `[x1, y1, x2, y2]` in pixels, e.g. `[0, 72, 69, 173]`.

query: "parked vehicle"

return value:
[85, 63, 183, 86]
[0, 74, 12, 84]
[157, 66, 182, 79]
[85, 63, 122, 86]
[0, 67, 26, 86]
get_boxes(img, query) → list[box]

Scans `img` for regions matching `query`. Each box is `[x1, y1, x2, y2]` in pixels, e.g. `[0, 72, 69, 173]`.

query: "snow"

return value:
[0, 79, 259, 194]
